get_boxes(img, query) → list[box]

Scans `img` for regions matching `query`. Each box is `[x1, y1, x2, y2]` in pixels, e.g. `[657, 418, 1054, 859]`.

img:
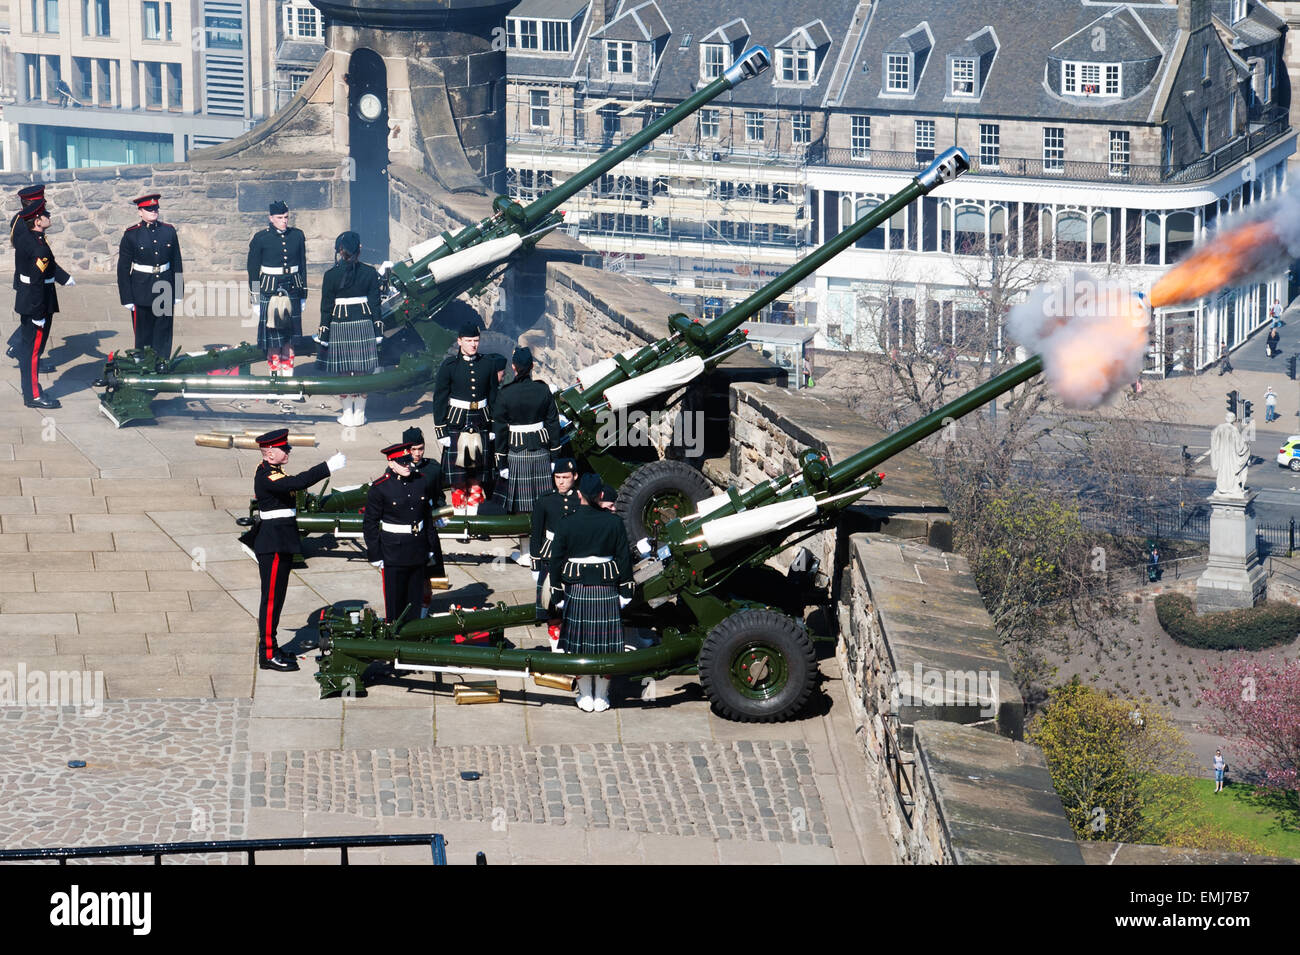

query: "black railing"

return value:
[810, 110, 1291, 185]
[1081, 507, 1296, 557]
[0, 833, 462, 865]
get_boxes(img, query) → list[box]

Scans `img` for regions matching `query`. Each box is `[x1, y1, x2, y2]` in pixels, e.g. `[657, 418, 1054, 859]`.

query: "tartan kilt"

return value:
[559, 583, 624, 656]
[257, 292, 303, 352]
[317, 318, 379, 374]
[442, 430, 491, 485]
[495, 446, 552, 512]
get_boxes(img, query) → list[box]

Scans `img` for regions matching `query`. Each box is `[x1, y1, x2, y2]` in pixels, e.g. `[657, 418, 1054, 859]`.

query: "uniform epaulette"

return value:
[373, 473, 392, 486]
[124, 223, 141, 232]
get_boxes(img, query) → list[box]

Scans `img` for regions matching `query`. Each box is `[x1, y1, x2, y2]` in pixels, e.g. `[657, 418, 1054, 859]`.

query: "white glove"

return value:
[379, 261, 394, 276]
[618, 597, 631, 609]
[326, 452, 346, 472]
[555, 599, 566, 610]
[499, 468, 509, 478]
[550, 462, 556, 472]
[428, 552, 436, 562]
[32, 318, 46, 327]
[64, 277, 75, 287]
[370, 560, 384, 569]
[123, 303, 134, 310]
[531, 571, 540, 584]
[439, 437, 451, 448]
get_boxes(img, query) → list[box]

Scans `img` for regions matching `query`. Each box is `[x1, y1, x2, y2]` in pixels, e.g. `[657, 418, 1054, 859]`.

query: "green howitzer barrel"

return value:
[385, 45, 773, 347]
[639, 354, 1047, 601]
[555, 147, 971, 462]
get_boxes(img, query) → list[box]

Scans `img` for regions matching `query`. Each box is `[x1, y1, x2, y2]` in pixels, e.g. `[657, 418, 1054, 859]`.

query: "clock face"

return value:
[358, 92, 383, 121]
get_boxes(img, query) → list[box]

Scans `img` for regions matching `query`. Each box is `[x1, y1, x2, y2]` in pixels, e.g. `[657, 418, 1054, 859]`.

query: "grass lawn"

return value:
[1187, 777, 1300, 859]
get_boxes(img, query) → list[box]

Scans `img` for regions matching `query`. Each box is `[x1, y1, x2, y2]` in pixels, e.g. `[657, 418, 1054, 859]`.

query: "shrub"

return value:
[1154, 594, 1300, 651]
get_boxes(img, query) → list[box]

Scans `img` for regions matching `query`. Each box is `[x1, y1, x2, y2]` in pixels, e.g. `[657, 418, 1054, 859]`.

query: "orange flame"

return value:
[1150, 219, 1279, 308]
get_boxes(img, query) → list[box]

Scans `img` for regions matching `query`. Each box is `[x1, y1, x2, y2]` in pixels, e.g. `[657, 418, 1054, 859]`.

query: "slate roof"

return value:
[579, 0, 862, 108]
[506, 0, 594, 80]
[595, 1, 671, 42]
[512, 0, 589, 18]
[835, 0, 1188, 122]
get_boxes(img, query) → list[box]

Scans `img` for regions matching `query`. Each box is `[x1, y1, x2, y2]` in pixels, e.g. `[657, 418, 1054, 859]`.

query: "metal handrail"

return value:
[882, 712, 916, 827]
[0, 833, 456, 865]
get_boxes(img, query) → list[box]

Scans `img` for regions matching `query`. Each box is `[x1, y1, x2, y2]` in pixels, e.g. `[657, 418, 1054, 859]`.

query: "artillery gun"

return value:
[253, 148, 973, 546]
[313, 353, 1044, 721]
[92, 46, 775, 428]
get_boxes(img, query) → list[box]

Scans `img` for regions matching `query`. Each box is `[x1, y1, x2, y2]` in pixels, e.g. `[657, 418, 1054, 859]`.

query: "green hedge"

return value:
[1154, 594, 1300, 651]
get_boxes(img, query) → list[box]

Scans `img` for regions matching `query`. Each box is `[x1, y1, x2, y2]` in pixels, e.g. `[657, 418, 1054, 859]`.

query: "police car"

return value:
[1277, 436, 1300, 471]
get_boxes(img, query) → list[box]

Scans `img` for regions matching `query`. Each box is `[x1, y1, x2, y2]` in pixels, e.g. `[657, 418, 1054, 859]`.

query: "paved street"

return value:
[0, 276, 894, 864]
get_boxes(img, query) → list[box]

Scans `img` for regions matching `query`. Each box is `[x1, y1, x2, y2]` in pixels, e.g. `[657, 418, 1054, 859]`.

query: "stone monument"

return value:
[1196, 413, 1266, 612]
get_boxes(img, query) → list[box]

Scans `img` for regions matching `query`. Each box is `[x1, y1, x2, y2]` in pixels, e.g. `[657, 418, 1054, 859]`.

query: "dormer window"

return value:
[1062, 61, 1120, 97]
[778, 48, 814, 83]
[607, 40, 634, 74]
[951, 57, 976, 95]
[886, 52, 911, 92]
[701, 42, 728, 80]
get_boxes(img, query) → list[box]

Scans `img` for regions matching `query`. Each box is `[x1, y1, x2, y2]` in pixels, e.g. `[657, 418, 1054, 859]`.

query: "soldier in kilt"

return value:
[317, 231, 382, 427]
[549, 473, 633, 712]
[432, 323, 498, 513]
[491, 347, 561, 563]
[529, 456, 580, 647]
[247, 200, 307, 375]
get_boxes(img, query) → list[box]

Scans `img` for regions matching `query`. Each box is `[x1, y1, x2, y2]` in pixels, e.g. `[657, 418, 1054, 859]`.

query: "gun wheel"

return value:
[698, 609, 817, 722]
[615, 460, 713, 541]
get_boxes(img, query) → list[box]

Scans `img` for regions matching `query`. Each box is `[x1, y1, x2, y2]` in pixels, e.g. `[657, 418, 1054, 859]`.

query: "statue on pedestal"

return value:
[1210, 412, 1249, 498]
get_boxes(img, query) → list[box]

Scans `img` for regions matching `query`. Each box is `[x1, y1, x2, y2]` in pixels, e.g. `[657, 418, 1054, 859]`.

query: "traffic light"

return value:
[1290, 354, 1298, 381]
[1243, 399, 1253, 420]
[1227, 390, 1238, 417]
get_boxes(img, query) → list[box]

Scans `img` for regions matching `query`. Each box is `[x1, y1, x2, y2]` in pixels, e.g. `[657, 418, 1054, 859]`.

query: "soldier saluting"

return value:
[431, 322, 498, 513]
[13, 196, 74, 410]
[248, 200, 307, 376]
[363, 441, 442, 624]
[116, 193, 183, 358]
[491, 346, 561, 564]
[242, 429, 345, 671]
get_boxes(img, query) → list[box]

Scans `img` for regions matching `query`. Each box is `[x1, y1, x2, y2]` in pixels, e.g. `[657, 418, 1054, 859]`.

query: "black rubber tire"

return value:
[698, 609, 817, 722]
[615, 459, 714, 541]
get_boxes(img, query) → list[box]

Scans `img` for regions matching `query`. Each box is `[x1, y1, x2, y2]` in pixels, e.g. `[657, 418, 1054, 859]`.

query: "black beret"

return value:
[270, 200, 289, 215]
[401, 426, 424, 445]
[335, 231, 360, 254]
[458, 322, 480, 338]
[512, 346, 533, 370]
[578, 473, 603, 501]
[552, 456, 578, 475]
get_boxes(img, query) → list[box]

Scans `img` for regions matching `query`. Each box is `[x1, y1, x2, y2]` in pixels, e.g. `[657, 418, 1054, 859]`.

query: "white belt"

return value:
[260, 508, 297, 520]
[334, 296, 368, 306]
[381, 520, 424, 534]
[131, 262, 170, 274]
[567, 556, 612, 564]
[545, 530, 555, 541]
[260, 266, 300, 274]
[18, 275, 55, 284]
[510, 422, 546, 433]
[449, 398, 485, 410]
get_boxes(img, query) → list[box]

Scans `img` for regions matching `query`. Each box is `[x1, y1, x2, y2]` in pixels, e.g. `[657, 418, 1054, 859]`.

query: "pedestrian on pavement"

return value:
[241, 429, 345, 671]
[1270, 299, 1283, 329]
[1265, 386, 1277, 422]
[1217, 344, 1233, 376]
[1267, 327, 1280, 358]
[116, 193, 184, 358]
[13, 198, 74, 410]
[1213, 749, 1226, 792]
